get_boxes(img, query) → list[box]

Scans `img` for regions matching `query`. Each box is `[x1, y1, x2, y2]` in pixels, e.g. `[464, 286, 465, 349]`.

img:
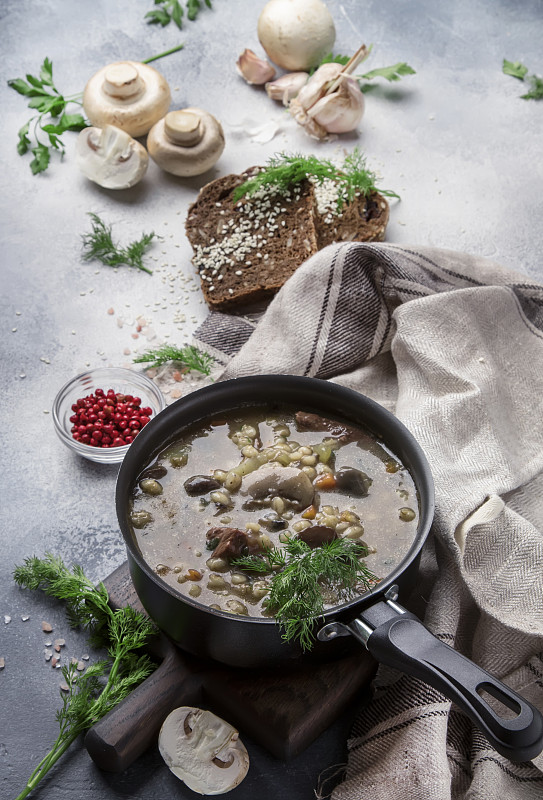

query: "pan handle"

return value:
[319, 589, 543, 763]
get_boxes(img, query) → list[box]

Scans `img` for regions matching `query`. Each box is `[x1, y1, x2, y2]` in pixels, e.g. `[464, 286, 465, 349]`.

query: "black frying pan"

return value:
[116, 375, 543, 762]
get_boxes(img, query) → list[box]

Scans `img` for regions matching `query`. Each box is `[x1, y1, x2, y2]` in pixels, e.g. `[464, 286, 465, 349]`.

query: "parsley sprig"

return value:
[81, 213, 156, 274]
[503, 58, 543, 100]
[146, 0, 212, 29]
[12, 554, 156, 800]
[315, 47, 416, 88]
[134, 344, 215, 375]
[233, 149, 400, 209]
[233, 538, 377, 652]
[7, 58, 88, 175]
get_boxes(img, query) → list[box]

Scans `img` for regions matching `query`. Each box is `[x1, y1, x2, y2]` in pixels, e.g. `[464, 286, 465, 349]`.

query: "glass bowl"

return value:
[53, 367, 167, 464]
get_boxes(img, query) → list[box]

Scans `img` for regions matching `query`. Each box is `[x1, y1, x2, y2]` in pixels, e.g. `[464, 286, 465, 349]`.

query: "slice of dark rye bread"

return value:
[185, 167, 390, 311]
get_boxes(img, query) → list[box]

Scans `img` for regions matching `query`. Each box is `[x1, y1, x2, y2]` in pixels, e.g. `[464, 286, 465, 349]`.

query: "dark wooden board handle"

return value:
[84, 644, 205, 772]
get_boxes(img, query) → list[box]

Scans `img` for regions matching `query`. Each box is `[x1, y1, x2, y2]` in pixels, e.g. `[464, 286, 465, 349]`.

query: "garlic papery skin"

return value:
[289, 62, 364, 139]
[293, 62, 343, 113]
[307, 75, 365, 134]
[236, 49, 276, 85]
[265, 72, 308, 105]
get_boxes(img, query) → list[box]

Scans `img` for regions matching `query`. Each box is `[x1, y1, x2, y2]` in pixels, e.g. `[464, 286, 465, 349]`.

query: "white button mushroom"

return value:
[146, 108, 225, 177]
[76, 125, 149, 189]
[159, 706, 250, 795]
[257, 0, 336, 71]
[83, 61, 171, 138]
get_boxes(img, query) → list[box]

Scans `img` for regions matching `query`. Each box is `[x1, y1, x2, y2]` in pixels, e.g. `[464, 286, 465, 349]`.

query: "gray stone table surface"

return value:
[1, 0, 542, 798]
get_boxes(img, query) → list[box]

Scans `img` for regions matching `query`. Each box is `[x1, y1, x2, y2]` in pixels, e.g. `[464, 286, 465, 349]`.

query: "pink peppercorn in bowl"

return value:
[53, 367, 167, 464]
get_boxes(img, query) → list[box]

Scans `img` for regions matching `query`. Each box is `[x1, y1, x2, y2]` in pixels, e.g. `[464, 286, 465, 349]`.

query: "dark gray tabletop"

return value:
[2, 1, 542, 798]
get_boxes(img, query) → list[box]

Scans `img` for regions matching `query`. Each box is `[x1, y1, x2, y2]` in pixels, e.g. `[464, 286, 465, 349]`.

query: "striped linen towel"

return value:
[195, 242, 543, 800]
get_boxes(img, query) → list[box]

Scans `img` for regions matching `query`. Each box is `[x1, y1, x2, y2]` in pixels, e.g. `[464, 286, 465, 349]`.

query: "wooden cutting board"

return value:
[84, 561, 376, 772]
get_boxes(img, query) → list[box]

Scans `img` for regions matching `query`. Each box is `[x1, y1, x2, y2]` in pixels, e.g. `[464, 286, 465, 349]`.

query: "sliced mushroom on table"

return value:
[158, 706, 250, 795]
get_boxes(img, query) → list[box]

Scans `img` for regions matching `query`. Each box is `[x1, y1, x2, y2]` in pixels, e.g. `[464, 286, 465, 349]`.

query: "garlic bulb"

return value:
[236, 49, 276, 85]
[289, 62, 364, 139]
[265, 72, 309, 105]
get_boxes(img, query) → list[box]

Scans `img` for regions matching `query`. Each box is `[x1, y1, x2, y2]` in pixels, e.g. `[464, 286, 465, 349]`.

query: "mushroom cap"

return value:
[257, 0, 336, 71]
[83, 61, 171, 138]
[76, 125, 149, 189]
[241, 465, 315, 511]
[159, 706, 250, 795]
[147, 107, 225, 177]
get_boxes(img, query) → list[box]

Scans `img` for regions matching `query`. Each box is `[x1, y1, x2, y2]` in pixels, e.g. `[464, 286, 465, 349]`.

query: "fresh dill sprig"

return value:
[233, 538, 377, 652]
[233, 149, 400, 209]
[12, 554, 156, 800]
[81, 213, 156, 274]
[133, 344, 214, 375]
[503, 59, 543, 100]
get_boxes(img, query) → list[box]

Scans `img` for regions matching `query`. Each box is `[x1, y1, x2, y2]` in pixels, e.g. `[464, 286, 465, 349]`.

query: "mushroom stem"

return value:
[164, 111, 203, 146]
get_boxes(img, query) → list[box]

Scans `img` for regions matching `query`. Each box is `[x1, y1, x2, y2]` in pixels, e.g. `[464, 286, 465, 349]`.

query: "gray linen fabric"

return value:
[194, 242, 543, 800]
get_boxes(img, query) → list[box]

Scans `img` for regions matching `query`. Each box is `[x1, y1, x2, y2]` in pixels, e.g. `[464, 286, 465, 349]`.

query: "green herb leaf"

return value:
[360, 62, 416, 82]
[134, 344, 214, 375]
[13, 554, 156, 799]
[17, 122, 31, 155]
[503, 59, 543, 100]
[145, 0, 212, 29]
[502, 59, 529, 80]
[30, 143, 51, 174]
[233, 538, 377, 651]
[520, 74, 543, 100]
[7, 77, 36, 96]
[81, 213, 156, 274]
[145, 6, 173, 25]
[40, 57, 54, 86]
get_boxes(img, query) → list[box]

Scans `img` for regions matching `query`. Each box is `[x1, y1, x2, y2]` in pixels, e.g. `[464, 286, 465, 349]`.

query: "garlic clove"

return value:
[236, 49, 276, 85]
[293, 62, 344, 112]
[265, 72, 309, 105]
[307, 75, 365, 134]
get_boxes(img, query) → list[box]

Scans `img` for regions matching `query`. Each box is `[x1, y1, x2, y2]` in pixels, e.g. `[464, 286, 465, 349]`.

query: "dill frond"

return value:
[233, 149, 399, 208]
[233, 537, 377, 651]
[81, 213, 156, 274]
[133, 344, 214, 375]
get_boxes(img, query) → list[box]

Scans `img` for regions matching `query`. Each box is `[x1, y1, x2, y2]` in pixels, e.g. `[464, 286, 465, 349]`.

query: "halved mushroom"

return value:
[76, 125, 149, 189]
[83, 61, 171, 138]
[147, 108, 225, 177]
[158, 706, 250, 795]
[241, 465, 314, 511]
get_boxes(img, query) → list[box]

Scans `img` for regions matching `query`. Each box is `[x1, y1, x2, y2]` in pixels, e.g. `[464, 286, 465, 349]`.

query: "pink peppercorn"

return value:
[70, 390, 152, 448]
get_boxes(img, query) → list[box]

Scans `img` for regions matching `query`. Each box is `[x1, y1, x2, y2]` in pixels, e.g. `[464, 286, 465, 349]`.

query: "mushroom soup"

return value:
[129, 406, 419, 618]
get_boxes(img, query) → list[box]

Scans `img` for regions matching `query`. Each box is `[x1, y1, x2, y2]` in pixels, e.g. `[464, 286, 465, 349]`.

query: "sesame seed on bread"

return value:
[185, 168, 390, 312]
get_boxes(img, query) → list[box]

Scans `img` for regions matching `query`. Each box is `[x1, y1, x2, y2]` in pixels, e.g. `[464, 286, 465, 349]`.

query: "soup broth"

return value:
[129, 406, 419, 618]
